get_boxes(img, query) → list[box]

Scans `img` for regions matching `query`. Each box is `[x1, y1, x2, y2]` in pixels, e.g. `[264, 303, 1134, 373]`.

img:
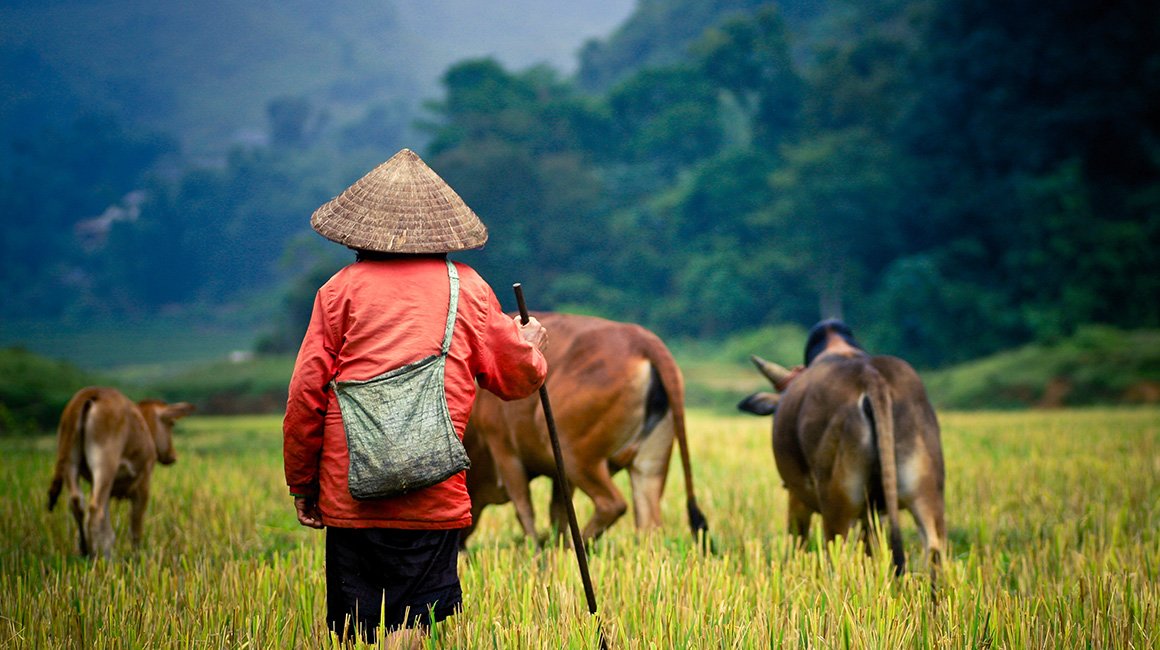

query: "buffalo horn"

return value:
[750, 355, 794, 387]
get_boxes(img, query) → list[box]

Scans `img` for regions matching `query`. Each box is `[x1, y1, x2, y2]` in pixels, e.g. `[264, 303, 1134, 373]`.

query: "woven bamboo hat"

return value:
[311, 148, 488, 253]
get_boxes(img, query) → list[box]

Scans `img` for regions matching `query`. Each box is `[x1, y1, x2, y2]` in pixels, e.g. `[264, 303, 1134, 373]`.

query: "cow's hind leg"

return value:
[129, 477, 152, 547]
[818, 452, 868, 548]
[818, 492, 861, 546]
[548, 481, 574, 545]
[908, 489, 946, 574]
[492, 453, 539, 542]
[899, 441, 946, 582]
[85, 491, 117, 558]
[786, 492, 813, 546]
[84, 490, 116, 558]
[62, 464, 89, 555]
[627, 469, 665, 531]
[858, 511, 884, 558]
[857, 512, 871, 555]
[907, 487, 946, 602]
[571, 462, 628, 542]
[60, 438, 90, 555]
[627, 413, 675, 531]
[84, 448, 118, 557]
[817, 408, 874, 552]
[69, 490, 88, 556]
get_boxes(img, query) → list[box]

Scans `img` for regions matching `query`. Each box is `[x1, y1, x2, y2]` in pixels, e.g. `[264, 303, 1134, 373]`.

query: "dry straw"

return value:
[310, 148, 488, 253]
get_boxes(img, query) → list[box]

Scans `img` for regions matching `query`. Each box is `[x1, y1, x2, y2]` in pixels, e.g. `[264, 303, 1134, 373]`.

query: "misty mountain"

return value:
[0, 0, 634, 160]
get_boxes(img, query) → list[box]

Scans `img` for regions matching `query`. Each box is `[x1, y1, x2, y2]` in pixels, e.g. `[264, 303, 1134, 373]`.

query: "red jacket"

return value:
[283, 257, 547, 529]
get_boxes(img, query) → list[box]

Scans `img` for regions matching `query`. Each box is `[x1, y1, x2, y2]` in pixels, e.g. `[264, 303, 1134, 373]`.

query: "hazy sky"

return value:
[394, 0, 636, 75]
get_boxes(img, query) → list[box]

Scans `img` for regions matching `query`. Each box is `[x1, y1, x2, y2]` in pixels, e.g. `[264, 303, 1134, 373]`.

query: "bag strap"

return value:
[440, 259, 460, 357]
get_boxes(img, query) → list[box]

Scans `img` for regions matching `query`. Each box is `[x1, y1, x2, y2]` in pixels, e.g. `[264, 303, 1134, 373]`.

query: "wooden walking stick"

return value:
[513, 283, 610, 650]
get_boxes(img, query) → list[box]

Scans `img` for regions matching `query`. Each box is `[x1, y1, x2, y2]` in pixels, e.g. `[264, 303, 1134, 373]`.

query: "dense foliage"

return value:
[2, 0, 1157, 369]
[0, 348, 100, 435]
[425, 0, 1160, 366]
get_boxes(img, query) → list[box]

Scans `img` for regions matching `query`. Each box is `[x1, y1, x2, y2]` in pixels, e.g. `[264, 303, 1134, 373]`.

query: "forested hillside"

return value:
[2, 0, 1157, 370]
[0, 0, 630, 335]
[423, 0, 1160, 366]
[576, 0, 828, 91]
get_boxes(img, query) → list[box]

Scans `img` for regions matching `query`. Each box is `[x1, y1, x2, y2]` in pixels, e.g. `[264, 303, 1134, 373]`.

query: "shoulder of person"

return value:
[450, 261, 490, 291]
[317, 263, 357, 296]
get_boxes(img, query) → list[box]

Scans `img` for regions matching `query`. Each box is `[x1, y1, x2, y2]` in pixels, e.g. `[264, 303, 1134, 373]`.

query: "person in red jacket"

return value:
[283, 148, 548, 647]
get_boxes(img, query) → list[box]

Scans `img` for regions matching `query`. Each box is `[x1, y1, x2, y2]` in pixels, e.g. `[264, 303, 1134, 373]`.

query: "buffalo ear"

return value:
[737, 392, 780, 416]
[163, 402, 196, 420]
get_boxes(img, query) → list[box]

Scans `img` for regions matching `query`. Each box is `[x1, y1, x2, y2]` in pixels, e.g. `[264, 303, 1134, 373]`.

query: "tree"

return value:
[577, 0, 781, 92]
[694, 5, 803, 148]
[422, 59, 612, 304]
[890, 0, 1160, 357]
[606, 66, 723, 173]
[755, 128, 905, 321]
[257, 235, 348, 354]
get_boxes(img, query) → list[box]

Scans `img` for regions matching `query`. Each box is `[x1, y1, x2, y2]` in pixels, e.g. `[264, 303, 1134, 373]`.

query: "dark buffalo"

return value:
[739, 320, 945, 576]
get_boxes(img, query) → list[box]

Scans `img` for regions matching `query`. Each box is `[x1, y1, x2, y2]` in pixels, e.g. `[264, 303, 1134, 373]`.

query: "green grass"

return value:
[4, 320, 1157, 416]
[669, 324, 808, 413]
[2, 407, 1156, 647]
[684, 325, 1160, 412]
[138, 355, 295, 414]
[922, 326, 1160, 409]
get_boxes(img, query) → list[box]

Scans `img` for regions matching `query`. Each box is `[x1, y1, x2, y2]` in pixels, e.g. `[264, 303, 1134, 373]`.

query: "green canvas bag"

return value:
[332, 259, 471, 500]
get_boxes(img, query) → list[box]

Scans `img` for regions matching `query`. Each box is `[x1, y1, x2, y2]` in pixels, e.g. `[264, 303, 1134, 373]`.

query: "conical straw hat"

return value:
[311, 148, 488, 253]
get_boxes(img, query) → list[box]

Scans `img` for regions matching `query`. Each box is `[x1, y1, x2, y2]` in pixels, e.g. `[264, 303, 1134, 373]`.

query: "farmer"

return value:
[283, 148, 548, 647]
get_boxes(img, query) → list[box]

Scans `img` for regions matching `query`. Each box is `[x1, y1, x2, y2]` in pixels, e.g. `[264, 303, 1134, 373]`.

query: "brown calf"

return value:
[464, 312, 708, 546]
[738, 320, 945, 576]
[47, 386, 193, 556]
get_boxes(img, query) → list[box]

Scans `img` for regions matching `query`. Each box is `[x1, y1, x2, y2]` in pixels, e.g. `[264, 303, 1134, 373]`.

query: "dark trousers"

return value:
[325, 527, 463, 643]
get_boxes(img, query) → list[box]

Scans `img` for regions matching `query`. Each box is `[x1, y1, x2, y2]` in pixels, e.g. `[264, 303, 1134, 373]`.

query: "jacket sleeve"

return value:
[474, 287, 548, 401]
[283, 289, 339, 497]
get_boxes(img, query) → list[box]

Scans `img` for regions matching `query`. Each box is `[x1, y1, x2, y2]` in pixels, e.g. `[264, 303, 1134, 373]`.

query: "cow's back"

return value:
[771, 357, 871, 502]
[469, 313, 658, 471]
[543, 313, 654, 393]
[84, 388, 151, 458]
[774, 356, 868, 442]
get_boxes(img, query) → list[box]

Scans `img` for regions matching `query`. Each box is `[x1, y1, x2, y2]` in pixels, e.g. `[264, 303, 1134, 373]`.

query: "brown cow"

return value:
[47, 386, 194, 556]
[738, 319, 945, 576]
[463, 312, 708, 546]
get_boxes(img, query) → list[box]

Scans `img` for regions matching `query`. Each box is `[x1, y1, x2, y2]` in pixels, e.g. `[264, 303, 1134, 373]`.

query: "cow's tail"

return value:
[643, 335, 711, 550]
[862, 369, 906, 576]
[48, 390, 94, 511]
